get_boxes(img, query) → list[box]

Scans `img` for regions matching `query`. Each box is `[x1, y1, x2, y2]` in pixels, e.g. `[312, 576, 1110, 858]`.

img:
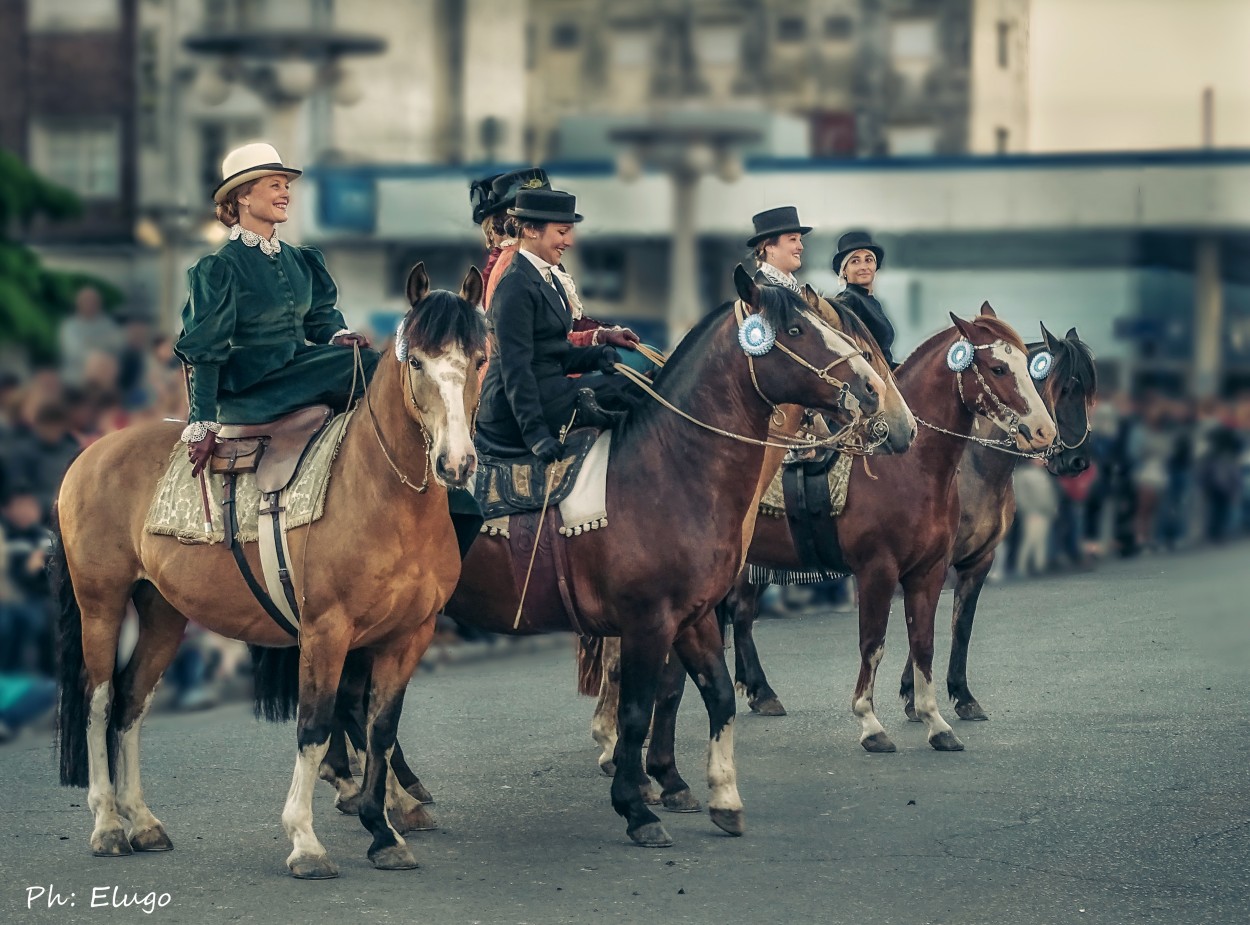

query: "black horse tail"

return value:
[576, 635, 605, 697]
[51, 504, 89, 788]
[248, 644, 300, 722]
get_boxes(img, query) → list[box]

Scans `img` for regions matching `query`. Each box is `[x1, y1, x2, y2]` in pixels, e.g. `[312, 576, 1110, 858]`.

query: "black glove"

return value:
[531, 436, 561, 464]
[597, 345, 621, 374]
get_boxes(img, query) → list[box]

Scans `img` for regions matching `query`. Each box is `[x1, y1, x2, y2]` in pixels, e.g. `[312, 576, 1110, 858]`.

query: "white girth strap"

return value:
[257, 490, 301, 631]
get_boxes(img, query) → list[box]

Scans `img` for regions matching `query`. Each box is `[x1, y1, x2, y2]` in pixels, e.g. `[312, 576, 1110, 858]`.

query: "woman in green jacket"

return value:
[175, 143, 377, 475]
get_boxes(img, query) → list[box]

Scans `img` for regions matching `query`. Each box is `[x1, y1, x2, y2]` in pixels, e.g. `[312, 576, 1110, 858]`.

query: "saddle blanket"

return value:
[480, 429, 612, 540]
[759, 451, 853, 519]
[144, 411, 353, 545]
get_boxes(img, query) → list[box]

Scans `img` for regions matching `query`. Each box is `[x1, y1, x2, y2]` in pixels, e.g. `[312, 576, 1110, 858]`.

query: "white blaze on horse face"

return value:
[411, 346, 476, 487]
[805, 313, 884, 415]
[986, 343, 1056, 451]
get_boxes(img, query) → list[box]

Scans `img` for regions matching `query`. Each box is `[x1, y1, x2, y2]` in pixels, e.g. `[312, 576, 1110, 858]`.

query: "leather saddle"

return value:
[211, 404, 333, 494]
[782, 450, 852, 576]
[474, 426, 601, 521]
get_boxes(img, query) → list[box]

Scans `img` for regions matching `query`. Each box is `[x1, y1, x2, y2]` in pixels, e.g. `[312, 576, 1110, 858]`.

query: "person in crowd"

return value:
[1014, 457, 1059, 576]
[1132, 396, 1174, 553]
[58, 286, 122, 387]
[0, 397, 81, 519]
[0, 484, 54, 675]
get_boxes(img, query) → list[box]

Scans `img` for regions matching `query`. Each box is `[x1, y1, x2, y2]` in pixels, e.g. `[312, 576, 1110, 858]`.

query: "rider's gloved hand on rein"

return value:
[331, 330, 372, 349]
[602, 327, 640, 350]
[596, 346, 621, 374]
[531, 436, 562, 464]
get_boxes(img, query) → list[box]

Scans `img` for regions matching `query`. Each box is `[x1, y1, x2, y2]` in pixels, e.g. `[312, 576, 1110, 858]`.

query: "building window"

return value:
[612, 29, 651, 67]
[28, 0, 119, 31]
[777, 16, 806, 43]
[695, 24, 740, 66]
[997, 21, 1010, 68]
[995, 127, 1009, 154]
[824, 15, 853, 41]
[579, 248, 625, 302]
[202, 0, 267, 32]
[551, 21, 580, 50]
[29, 119, 121, 199]
[890, 19, 936, 62]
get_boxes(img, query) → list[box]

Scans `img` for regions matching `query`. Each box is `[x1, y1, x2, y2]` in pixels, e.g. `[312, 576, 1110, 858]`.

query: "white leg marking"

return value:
[852, 644, 888, 740]
[114, 691, 163, 836]
[911, 664, 955, 740]
[706, 720, 743, 813]
[282, 738, 332, 867]
[86, 683, 125, 843]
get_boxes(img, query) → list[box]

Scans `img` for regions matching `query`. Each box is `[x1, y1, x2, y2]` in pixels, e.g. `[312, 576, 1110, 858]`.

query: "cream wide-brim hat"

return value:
[212, 142, 303, 203]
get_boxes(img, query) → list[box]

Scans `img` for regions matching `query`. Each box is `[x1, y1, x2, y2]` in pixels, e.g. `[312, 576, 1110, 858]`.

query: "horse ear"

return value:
[979, 301, 997, 318]
[734, 264, 760, 308]
[406, 263, 430, 307]
[460, 266, 484, 306]
[949, 312, 978, 341]
[1066, 326, 1080, 341]
[801, 283, 822, 313]
[1039, 321, 1061, 351]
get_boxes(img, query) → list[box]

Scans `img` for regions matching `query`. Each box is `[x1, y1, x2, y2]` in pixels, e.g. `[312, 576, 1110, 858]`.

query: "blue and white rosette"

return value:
[946, 339, 975, 372]
[738, 314, 776, 357]
[395, 317, 409, 363]
[1028, 350, 1054, 381]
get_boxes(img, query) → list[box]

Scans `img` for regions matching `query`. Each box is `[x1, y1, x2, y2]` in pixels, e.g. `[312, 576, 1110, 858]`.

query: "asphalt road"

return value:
[2, 543, 1247, 925]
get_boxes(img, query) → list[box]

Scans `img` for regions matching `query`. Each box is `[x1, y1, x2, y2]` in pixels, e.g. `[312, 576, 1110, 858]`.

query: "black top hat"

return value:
[490, 168, 551, 215]
[507, 188, 583, 224]
[747, 206, 812, 247]
[832, 230, 885, 275]
[469, 173, 503, 224]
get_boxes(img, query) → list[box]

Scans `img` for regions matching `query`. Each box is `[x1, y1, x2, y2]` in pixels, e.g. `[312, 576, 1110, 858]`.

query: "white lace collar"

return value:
[230, 223, 281, 256]
[759, 263, 801, 293]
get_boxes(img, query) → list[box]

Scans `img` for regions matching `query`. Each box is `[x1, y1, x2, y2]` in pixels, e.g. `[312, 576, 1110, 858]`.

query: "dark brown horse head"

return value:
[732, 265, 887, 421]
[394, 262, 489, 488]
[1032, 323, 1098, 476]
[801, 284, 916, 454]
[948, 303, 1055, 452]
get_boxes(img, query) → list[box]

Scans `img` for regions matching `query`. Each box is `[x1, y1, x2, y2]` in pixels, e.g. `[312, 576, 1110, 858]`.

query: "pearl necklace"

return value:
[230, 223, 281, 256]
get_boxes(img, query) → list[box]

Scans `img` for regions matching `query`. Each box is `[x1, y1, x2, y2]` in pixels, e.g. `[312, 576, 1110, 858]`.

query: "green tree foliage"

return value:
[0, 148, 122, 362]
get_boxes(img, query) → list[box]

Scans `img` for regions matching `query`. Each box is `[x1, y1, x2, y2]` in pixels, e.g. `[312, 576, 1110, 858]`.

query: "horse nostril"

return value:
[436, 453, 450, 476]
[1018, 423, 1032, 441]
[1072, 457, 1089, 473]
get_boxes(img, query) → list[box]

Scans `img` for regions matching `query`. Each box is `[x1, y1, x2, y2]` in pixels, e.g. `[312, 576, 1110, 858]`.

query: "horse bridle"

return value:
[360, 341, 434, 493]
[916, 339, 1040, 454]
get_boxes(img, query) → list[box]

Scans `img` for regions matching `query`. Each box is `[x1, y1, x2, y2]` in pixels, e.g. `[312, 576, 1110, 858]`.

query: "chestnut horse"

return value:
[589, 305, 1055, 775]
[315, 276, 920, 815]
[54, 265, 486, 879]
[898, 324, 1098, 722]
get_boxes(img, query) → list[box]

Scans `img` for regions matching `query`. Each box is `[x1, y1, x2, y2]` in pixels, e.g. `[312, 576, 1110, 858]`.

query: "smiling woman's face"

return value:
[238, 175, 292, 225]
[842, 249, 877, 288]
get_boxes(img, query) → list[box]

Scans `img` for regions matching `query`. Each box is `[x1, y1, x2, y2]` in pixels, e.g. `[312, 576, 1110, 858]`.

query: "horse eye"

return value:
[991, 365, 1007, 376]
[475, 357, 487, 370]
[861, 351, 871, 361]
[408, 357, 423, 371]
[787, 325, 802, 337]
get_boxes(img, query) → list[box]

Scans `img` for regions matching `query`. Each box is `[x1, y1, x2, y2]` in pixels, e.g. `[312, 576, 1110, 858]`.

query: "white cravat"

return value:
[759, 262, 802, 293]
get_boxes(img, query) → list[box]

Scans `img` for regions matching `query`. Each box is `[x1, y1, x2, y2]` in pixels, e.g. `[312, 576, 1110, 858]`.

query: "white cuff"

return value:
[181, 421, 222, 444]
[331, 328, 355, 344]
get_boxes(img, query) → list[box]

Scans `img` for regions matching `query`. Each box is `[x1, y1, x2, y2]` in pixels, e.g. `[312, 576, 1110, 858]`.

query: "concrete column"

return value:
[1193, 235, 1223, 397]
[667, 168, 701, 347]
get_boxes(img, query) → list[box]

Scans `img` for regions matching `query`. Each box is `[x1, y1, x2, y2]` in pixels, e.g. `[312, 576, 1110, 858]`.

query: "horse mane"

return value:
[401, 290, 487, 356]
[968, 315, 1027, 352]
[819, 291, 890, 380]
[1046, 335, 1097, 395]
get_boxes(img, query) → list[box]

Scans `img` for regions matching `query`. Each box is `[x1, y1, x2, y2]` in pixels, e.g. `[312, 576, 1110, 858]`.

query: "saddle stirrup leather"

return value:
[223, 474, 300, 638]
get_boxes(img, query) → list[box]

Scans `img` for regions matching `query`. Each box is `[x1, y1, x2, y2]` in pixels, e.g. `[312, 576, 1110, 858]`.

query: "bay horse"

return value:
[590, 304, 1055, 774]
[315, 276, 920, 815]
[898, 324, 1098, 722]
[54, 265, 487, 879]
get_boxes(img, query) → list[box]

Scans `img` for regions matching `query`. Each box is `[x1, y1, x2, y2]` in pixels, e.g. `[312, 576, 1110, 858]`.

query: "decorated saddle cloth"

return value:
[752, 450, 854, 586]
[475, 427, 612, 539]
[144, 410, 352, 545]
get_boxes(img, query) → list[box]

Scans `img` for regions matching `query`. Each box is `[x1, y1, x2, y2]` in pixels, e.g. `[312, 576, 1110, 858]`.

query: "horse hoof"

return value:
[288, 853, 339, 880]
[956, 701, 989, 722]
[709, 807, 745, 837]
[929, 730, 965, 751]
[599, 758, 617, 777]
[334, 793, 363, 816]
[627, 822, 673, 848]
[749, 696, 787, 717]
[903, 703, 921, 723]
[407, 782, 435, 805]
[661, 788, 702, 813]
[392, 804, 438, 833]
[861, 733, 897, 753]
[369, 843, 418, 871]
[128, 826, 174, 852]
[91, 828, 134, 857]
[641, 783, 662, 806]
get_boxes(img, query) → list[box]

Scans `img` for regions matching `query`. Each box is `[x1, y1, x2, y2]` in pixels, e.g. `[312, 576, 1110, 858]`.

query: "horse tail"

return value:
[576, 635, 605, 697]
[248, 644, 300, 723]
[50, 504, 88, 788]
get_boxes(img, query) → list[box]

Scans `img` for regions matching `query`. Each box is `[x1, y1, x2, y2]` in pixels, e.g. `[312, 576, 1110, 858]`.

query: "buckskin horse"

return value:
[54, 265, 486, 879]
[897, 324, 1098, 723]
[588, 304, 1056, 777]
[316, 276, 917, 830]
